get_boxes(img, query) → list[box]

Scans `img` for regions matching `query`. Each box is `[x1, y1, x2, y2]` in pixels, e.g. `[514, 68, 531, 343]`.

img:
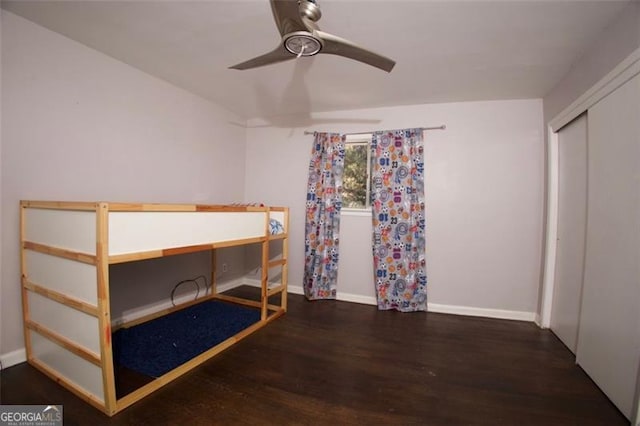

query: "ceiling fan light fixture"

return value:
[284, 33, 322, 56]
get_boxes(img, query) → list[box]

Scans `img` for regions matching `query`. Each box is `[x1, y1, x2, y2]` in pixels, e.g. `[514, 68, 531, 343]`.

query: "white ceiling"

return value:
[2, 0, 631, 123]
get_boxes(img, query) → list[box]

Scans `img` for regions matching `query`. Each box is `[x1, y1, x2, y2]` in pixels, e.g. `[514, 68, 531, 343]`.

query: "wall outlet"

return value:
[222, 263, 228, 273]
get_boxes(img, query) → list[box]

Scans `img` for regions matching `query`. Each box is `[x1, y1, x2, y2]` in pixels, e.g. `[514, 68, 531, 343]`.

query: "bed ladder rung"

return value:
[267, 259, 286, 268]
[267, 285, 285, 297]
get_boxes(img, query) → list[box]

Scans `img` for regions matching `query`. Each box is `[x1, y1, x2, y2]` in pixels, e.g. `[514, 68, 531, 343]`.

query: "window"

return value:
[342, 135, 372, 210]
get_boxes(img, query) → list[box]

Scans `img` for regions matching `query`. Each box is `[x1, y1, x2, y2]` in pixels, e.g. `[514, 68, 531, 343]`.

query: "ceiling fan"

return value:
[229, 0, 395, 72]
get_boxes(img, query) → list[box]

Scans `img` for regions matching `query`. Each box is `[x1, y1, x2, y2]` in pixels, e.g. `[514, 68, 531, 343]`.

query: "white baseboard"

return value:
[336, 290, 377, 305]
[245, 279, 535, 322]
[1, 348, 27, 369]
[111, 277, 245, 327]
[215, 278, 246, 293]
[287, 284, 304, 295]
[274, 283, 378, 305]
[3, 279, 536, 369]
[113, 276, 537, 324]
[244, 280, 378, 305]
[243, 280, 376, 305]
[427, 303, 536, 322]
[534, 313, 543, 328]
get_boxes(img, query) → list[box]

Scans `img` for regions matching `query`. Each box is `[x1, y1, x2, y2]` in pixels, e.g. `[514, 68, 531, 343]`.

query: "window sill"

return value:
[341, 209, 371, 217]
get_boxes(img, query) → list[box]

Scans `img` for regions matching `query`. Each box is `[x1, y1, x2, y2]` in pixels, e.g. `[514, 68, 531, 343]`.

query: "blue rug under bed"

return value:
[112, 300, 260, 378]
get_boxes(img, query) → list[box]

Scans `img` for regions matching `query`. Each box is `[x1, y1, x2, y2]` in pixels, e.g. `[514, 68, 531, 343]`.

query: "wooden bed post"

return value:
[260, 209, 269, 321]
[281, 208, 290, 312]
[96, 203, 117, 415]
[210, 249, 217, 298]
[19, 202, 33, 361]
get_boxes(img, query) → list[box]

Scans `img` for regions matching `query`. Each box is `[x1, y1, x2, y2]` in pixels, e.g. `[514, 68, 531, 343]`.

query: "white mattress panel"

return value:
[25, 250, 97, 304]
[29, 292, 100, 354]
[108, 211, 266, 255]
[31, 332, 105, 403]
[24, 208, 96, 254]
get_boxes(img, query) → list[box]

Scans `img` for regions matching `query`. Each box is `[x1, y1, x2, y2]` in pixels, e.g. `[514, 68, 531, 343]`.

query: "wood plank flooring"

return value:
[0, 288, 628, 425]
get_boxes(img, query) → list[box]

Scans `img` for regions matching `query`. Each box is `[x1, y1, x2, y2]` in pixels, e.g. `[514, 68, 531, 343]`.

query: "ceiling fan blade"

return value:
[229, 45, 293, 70]
[271, 0, 310, 36]
[316, 31, 396, 73]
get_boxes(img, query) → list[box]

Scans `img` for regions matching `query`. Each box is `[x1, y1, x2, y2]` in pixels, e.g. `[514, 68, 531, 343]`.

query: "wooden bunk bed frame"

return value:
[20, 200, 289, 416]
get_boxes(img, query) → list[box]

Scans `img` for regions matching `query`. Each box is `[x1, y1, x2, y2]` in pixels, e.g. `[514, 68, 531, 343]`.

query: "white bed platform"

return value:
[20, 201, 289, 416]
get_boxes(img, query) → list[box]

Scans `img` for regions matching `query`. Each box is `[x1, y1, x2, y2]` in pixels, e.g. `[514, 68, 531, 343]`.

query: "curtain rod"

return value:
[303, 125, 446, 136]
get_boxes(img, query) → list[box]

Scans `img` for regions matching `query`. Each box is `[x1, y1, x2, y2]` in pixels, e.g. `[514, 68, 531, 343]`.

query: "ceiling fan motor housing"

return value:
[282, 0, 323, 57]
[284, 31, 322, 56]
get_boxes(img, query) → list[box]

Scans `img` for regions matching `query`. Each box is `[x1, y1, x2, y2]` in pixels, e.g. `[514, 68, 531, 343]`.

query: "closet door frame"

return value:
[549, 113, 587, 354]
[540, 47, 640, 424]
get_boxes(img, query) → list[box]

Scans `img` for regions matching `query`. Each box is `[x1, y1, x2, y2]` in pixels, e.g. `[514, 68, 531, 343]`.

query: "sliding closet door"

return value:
[576, 73, 640, 419]
[550, 113, 587, 354]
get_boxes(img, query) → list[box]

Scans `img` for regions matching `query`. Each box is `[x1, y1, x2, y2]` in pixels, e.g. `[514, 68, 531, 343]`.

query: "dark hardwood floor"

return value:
[1, 287, 628, 425]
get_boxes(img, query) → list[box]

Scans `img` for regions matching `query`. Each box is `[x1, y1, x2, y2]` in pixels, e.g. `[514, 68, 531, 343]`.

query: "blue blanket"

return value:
[112, 300, 260, 377]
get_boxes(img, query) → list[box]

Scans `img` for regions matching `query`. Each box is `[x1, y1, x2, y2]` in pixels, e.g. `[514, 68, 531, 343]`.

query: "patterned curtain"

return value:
[370, 128, 427, 312]
[303, 133, 346, 300]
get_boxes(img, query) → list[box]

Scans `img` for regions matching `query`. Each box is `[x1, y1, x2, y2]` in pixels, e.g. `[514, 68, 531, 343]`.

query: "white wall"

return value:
[245, 99, 544, 318]
[544, 2, 640, 123]
[1, 12, 247, 360]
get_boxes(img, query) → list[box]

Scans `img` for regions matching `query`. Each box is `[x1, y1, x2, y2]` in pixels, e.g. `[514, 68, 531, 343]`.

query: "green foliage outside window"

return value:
[342, 142, 369, 209]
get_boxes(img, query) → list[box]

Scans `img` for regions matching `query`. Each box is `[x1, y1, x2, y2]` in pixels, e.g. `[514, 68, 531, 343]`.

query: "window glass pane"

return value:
[342, 142, 368, 209]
